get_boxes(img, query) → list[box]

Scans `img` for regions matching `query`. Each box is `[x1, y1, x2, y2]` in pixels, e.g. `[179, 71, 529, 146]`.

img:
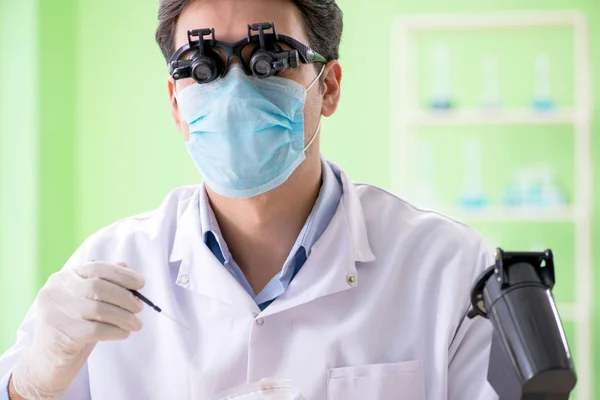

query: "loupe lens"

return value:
[254, 59, 271, 77]
[193, 61, 216, 83]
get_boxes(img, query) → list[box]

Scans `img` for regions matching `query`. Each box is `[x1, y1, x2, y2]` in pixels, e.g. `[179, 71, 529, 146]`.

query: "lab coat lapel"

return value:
[259, 166, 376, 318]
[169, 189, 260, 314]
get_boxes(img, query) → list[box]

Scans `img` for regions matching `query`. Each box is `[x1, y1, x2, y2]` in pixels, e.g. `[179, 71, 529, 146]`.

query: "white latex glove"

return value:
[11, 262, 145, 400]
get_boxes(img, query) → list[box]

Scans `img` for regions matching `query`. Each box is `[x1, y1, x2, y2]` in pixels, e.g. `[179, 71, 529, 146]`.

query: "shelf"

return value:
[393, 13, 592, 400]
[443, 206, 576, 222]
[405, 108, 576, 126]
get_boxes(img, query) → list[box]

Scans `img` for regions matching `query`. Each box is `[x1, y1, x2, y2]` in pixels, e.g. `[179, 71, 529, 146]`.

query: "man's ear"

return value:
[320, 60, 342, 118]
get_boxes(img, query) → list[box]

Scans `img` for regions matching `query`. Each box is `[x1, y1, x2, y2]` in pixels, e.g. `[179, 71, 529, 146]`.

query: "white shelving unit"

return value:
[390, 12, 593, 399]
[406, 108, 577, 126]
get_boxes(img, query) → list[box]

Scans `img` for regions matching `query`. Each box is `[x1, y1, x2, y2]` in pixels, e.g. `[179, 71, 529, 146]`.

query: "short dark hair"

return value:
[155, 0, 343, 68]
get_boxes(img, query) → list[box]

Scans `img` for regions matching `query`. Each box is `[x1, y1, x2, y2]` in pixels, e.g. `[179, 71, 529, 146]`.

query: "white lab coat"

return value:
[0, 163, 498, 399]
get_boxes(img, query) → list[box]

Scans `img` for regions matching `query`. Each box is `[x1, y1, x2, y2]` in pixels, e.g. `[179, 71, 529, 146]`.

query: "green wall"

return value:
[37, 0, 78, 305]
[0, 0, 598, 397]
[0, 0, 39, 349]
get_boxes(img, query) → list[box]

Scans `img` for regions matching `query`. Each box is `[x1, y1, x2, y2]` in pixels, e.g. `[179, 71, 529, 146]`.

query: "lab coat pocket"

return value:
[327, 360, 426, 400]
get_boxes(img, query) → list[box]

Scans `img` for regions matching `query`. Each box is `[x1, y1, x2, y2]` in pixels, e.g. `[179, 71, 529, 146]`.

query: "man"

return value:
[0, 0, 498, 398]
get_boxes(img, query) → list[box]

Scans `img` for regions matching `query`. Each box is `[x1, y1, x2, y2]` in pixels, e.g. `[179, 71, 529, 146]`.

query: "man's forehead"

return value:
[174, 0, 306, 48]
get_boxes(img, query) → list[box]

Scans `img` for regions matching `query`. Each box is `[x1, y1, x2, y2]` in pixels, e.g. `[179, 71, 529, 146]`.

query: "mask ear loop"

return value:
[173, 85, 179, 103]
[303, 65, 326, 153]
[306, 65, 326, 92]
[303, 119, 321, 153]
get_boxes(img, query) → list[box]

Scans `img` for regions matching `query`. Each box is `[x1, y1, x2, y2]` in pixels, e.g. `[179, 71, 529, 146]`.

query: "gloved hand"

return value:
[11, 262, 145, 400]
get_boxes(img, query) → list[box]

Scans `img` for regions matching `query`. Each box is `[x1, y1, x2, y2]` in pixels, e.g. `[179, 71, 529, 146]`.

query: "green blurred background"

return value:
[0, 0, 598, 398]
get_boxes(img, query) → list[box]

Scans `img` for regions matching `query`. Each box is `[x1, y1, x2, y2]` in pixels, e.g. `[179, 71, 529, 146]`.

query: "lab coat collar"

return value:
[170, 188, 261, 313]
[169, 188, 202, 265]
[329, 161, 376, 264]
[169, 162, 375, 314]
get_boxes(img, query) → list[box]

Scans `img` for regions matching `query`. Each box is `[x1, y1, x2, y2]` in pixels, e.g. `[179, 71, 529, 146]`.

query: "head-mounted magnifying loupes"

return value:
[168, 21, 328, 84]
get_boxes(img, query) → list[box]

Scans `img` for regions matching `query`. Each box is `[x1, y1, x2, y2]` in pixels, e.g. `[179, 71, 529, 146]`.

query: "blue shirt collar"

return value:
[295, 156, 342, 256]
[199, 157, 341, 257]
[199, 187, 232, 264]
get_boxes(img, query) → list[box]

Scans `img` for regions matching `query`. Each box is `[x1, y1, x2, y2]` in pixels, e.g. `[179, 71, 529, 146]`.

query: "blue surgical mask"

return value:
[177, 64, 324, 198]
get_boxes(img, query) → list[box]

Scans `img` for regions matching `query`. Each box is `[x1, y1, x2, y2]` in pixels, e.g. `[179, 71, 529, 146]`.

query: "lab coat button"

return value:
[256, 318, 264, 327]
[346, 274, 357, 286]
[179, 274, 190, 284]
